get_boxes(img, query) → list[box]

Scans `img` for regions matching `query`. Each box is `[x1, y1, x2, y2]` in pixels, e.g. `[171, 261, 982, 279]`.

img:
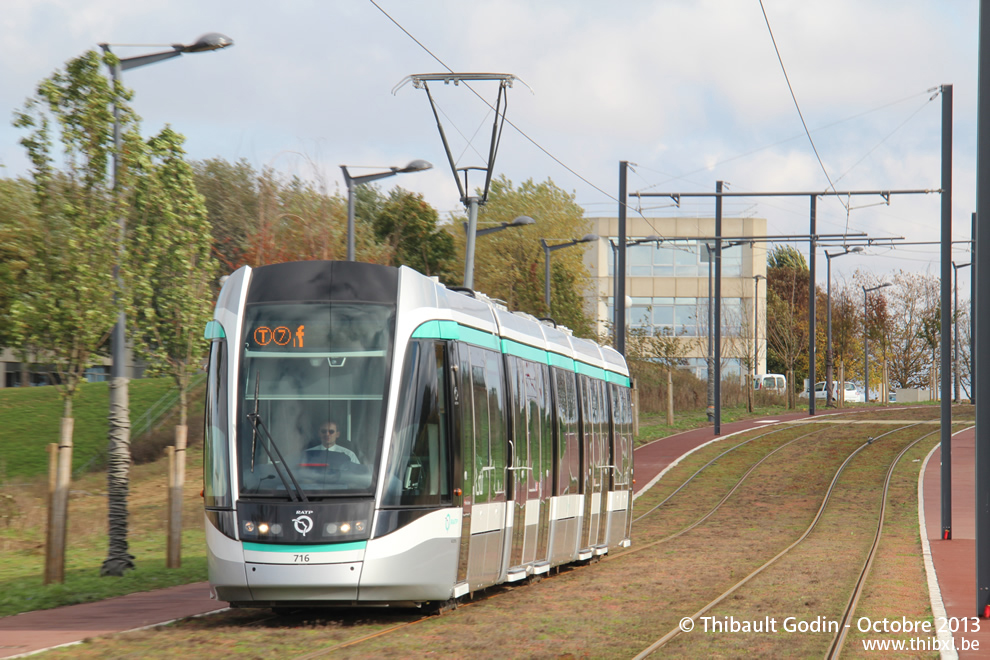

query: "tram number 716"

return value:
[293, 554, 311, 563]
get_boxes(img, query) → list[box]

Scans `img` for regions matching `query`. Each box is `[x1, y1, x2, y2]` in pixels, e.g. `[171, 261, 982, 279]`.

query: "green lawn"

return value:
[0, 377, 178, 480]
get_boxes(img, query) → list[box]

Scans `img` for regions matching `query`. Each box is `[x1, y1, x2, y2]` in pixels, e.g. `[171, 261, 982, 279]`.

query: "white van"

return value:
[754, 373, 787, 394]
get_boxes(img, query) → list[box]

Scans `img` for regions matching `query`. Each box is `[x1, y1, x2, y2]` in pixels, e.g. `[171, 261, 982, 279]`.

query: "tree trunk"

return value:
[45, 401, 73, 584]
[666, 367, 674, 426]
[167, 423, 187, 568]
[838, 361, 845, 409]
[101, 377, 134, 576]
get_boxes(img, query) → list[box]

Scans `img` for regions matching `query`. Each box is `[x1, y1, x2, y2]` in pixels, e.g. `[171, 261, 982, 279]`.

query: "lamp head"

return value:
[578, 234, 599, 243]
[399, 159, 433, 173]
[180, 33, 234, 53]
[508, 216, 535, 228]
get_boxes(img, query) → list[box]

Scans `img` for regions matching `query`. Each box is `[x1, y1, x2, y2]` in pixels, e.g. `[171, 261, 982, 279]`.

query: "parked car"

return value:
[798, 381, 865, 403]
[753, 373, 786, 394]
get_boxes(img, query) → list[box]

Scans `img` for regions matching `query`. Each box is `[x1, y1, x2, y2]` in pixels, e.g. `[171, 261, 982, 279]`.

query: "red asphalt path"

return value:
[0, 409, 973, 658]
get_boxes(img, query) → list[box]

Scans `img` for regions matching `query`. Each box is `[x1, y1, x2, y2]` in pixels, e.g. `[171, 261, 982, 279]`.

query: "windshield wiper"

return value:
[247, 371, 308, 502]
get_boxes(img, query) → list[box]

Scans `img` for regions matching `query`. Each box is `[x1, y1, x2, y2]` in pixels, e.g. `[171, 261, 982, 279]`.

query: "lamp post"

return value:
[462, 215, 534, 237]
[751, 274, 766, 412]
[863, 282, 892, 403]
[341, 159, 432, 261]
[541, 234, 599, 313]
[98, 34, 233, 578]
[609, 235, 660, 338]
[460, 215, 534, 289]
[953, 261, 972, 402]
[825, 246, 863, 406]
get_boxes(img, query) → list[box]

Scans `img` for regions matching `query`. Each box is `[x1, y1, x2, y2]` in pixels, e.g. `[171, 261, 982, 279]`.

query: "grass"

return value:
[31, 410, 961, 658]
[0, 414, 208, 617]
[0, 377, 180, 480]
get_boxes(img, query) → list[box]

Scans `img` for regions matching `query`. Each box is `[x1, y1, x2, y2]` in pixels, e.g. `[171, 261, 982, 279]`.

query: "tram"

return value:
[202, 260, 633, 609]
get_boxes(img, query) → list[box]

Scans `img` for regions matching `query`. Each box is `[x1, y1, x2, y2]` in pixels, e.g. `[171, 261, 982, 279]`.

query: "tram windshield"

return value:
[237, 302, 394, 499]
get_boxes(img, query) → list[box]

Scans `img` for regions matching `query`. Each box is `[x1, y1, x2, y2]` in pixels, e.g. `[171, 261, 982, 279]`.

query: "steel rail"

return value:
[633, 421, 928, 659]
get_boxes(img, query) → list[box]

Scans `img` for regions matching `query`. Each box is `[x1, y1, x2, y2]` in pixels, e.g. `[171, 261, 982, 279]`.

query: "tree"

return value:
[193, 158, 392, 271]
[765, 246, 810, 408]
[828, 282, 859, 408]
[12, 50, 140, 582]
[883, 270, 939, 389]
[126, 126, 215, 568]
[458, 176, 595, 338]
[0, 178, 38, 365]
[373, 189, 457, 283]
[192, 158, 259, 271]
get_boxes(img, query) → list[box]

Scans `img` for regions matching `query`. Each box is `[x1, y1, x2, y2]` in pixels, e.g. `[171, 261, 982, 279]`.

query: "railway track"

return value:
[82, 410, 955, 659]
[632, 420, 947, 658]
[288, 416, 929, 657]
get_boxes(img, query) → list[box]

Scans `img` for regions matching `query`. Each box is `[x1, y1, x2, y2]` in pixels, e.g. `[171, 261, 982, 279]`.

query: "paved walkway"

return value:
[0, 410, 977, 658]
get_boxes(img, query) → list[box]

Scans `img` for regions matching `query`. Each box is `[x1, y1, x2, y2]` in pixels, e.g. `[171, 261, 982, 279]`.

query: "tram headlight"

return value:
[258, 522, 270, 534]
[270, 523, 282, 535]
[324, 523, 337, 535]
[339, 522, 351, 534]
[355, 521, 365, 532]
[244, 521, 255, 533]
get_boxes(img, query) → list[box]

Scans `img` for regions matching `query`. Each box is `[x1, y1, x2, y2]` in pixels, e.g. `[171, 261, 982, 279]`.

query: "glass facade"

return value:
[607, 297, 747, 337]
[609, 240, 743, 279]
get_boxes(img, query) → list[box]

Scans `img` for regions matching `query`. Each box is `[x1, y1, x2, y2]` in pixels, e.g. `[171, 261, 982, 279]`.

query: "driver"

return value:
[304, 421, 359, 464]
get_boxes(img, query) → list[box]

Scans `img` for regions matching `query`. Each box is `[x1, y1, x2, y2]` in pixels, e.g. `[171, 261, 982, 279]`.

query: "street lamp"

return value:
[462, 215, 534, 237]
[752, 275, 766, 405]
[825, 246, 863, 405]
[541, 235, 599, 313]
[99, 32, 234, 577]
[609, 235, 660, 335]
[341, 159, 433, 261]
[460, 215, 535, 289]
[863, 282, 892, 403]
[953, 261, 972, 402]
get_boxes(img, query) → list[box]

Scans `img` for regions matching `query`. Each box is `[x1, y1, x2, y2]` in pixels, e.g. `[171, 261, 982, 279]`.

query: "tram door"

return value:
[580, 376, 610, 551]
[454, 343, 508, 591]
[607, 384, 634, 546]
[506, 357, 552, 573]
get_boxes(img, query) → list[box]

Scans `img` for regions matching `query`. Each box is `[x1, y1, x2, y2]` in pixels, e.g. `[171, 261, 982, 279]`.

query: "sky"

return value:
[0, 0, 979, 291]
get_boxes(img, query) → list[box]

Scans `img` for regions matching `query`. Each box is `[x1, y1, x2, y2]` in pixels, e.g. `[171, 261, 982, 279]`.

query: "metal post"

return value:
[864, 287, 870, 406]
[463, 197, 480, 289]
[345, 176, 356, 261]
[978, 0, 990, 613]
[706, 244, 714, 423]
[826, 256, 834, 407]
[714, 181, 723, 435]
[941, 83, 953, 541]
[616, 161, 628, 356]
[955, 263, 962, 402]
[543, 239, 552, 311]
[809, 196, 817, 416]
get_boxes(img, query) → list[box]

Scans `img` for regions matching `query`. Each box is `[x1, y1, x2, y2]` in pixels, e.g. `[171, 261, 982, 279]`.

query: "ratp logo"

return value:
[292, 514, 314, 536]
[444, 513, 460, 532]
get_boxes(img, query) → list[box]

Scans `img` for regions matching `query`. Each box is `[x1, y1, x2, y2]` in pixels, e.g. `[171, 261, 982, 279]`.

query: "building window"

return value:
[608, 240, 743, 278]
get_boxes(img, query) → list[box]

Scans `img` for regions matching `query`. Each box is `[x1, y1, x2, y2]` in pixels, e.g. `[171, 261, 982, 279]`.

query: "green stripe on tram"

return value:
[501, 338, 547, 363]
[606, 371, 632, 387]
[412, 322, 627, 387]
[548, 352, 575, 370]
[243, 541, 367, 553]
[574, 361, 607, 380]
[412, 320, 499, 350]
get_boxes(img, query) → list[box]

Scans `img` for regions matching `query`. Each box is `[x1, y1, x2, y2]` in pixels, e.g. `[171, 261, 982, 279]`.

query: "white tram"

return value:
[203, 261, 633, 609]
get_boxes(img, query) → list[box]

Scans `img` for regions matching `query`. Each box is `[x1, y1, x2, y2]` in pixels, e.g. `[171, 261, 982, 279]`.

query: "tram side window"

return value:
[204, 338, 231, 509]
[506, 356, 552, 492]
[382, 340, 450, 507]
[457, 344, 507, 504]
[551, 368, 580, 497]
[609, 384, 633, 488]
